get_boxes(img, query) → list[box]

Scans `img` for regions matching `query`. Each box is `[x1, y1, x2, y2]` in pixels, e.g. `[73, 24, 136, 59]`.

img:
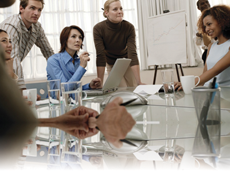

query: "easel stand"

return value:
[152, 64, 184, 84]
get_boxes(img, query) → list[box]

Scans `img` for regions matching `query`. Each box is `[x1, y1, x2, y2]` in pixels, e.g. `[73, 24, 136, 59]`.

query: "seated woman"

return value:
[175, 5, 230, 90]
[0, 29, 17, 81]
[47, 25, 101, 90]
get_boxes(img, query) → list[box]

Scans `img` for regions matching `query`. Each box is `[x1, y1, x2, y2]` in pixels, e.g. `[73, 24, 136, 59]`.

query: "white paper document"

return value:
[36, 99, 49, 106]
[133, 85, 162, 95]
[134, 149, 163, 161]
[147, 94, 164, 100]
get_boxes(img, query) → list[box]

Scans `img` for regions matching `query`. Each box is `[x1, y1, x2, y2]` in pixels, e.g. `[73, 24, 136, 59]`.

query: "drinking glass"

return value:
[47, 79, 61, 110]
[61, 133, 82, 164]
[61, 81, 82, 112]
[161, 70, 175, 98]
[60, 81, 83, 162]
[47, 128, 61, 166]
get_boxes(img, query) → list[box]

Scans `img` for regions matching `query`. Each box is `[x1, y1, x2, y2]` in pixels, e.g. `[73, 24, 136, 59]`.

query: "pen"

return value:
[210, 77, 217, 104]
[95, 98, 137, 119]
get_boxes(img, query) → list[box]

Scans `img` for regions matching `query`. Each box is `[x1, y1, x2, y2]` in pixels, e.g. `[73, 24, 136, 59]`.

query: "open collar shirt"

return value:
[0, 14, 54, 89]
[46, 50, 90, 90]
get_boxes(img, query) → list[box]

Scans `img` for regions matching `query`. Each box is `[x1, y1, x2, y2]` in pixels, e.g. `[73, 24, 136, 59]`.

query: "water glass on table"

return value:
[47, 79, 61, 110]
[60, 81, 83, 162]
[161, 70, 175, 97]
[47, 128, 61, 166]
[61, 81, 82, 112]
[61, 133, 83, 164]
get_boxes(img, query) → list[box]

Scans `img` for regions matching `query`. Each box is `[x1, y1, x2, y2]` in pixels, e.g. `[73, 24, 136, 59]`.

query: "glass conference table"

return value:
[24, 87, 230, 171]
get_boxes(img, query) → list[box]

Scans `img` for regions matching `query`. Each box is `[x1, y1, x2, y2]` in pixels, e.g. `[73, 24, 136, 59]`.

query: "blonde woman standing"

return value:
[93, 0, 144, 87]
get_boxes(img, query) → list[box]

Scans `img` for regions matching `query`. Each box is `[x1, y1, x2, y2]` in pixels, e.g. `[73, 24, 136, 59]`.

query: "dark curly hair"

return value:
[197, 5, 230, 39]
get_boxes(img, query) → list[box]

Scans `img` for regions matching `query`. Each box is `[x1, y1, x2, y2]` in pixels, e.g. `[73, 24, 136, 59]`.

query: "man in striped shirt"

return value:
[0, 0, 54, 90]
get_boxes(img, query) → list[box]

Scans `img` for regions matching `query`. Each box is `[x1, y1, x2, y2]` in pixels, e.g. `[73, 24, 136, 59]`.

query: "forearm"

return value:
[97, 66, 105, 84]
[197, 45, 230, 86]
[70, 67, 86, 82]
[131, 65, 142, 84]
[47, 61, 86, 83]
[198, 67, 220, 86]
[38, 117, 59, 127]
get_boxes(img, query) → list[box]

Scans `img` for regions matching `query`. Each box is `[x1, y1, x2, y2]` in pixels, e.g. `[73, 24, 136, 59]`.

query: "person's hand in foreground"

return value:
[90, 78, 101, 89]
[56, 106, 99, 139]
[23, 96, 33, 106]
[39, 106, 98, 139]
[88, 97, 136, 148]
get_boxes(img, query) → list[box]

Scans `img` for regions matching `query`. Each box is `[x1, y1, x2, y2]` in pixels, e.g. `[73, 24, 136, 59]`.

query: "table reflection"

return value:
[3, 86, 230, 171]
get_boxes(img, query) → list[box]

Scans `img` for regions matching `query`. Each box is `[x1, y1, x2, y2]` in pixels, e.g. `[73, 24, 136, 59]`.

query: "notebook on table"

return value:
[85, 58, 131, 96]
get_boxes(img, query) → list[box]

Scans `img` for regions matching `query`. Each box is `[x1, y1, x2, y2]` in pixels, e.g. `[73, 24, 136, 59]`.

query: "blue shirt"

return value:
[46, 50, 90, 90]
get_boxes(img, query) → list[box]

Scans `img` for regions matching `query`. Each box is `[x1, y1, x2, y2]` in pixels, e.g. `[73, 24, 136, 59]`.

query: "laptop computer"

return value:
[85, 58, 131, 96]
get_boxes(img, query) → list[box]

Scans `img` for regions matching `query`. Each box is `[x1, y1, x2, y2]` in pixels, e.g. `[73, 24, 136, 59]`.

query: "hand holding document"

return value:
[133, 85, 162, 95]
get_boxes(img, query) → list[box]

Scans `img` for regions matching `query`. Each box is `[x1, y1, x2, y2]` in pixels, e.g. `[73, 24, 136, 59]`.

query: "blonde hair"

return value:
[103, 0, 120, 18]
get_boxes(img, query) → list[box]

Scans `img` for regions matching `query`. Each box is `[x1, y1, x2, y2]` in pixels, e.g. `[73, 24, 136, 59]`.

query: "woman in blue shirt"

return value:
[47, 25, 101, 90]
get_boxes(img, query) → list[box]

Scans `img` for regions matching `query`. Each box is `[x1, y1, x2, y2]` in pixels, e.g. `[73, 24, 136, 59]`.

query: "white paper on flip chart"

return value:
[133, 85, 162, 95]
[134, 149, 163, 161]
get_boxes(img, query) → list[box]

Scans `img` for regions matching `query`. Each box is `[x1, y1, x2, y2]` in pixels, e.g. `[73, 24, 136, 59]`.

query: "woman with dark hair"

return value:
[175, 5, 230, 90]
[47, 25, 101, 90]
[195, 0, 211, 64]
[0, 29, 17, 81]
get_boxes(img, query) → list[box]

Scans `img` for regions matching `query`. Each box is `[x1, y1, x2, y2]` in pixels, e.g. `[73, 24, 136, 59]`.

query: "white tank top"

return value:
[204, 39, 230, 86]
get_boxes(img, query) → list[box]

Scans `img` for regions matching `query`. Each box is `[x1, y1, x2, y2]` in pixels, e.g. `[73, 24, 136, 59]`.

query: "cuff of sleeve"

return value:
[83, 83, 90, 90]
[78, 65, 87, 73]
